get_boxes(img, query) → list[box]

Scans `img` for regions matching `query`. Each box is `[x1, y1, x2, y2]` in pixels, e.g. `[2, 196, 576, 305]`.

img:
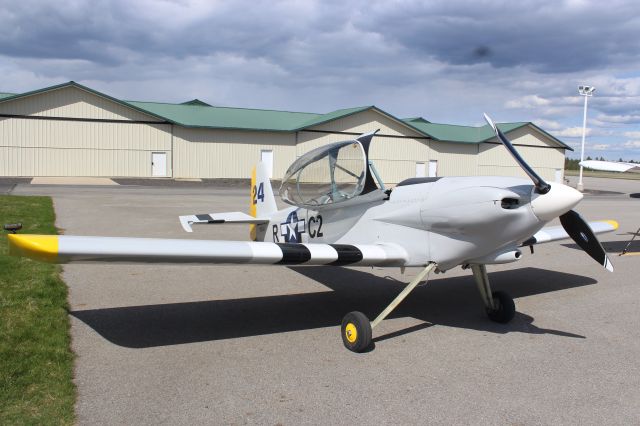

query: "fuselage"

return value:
[257, 176, 582, 270]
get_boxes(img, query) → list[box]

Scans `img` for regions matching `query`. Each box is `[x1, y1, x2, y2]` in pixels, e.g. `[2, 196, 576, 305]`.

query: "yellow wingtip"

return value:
[7, 234, 59, 263]
[604, 220, 619, 230]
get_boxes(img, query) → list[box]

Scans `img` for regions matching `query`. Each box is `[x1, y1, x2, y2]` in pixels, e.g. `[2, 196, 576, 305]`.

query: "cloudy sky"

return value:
[1, 0, 639, 159]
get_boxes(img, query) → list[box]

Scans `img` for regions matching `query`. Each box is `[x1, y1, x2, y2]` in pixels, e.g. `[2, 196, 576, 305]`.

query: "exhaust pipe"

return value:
[469, 249, 522, 265]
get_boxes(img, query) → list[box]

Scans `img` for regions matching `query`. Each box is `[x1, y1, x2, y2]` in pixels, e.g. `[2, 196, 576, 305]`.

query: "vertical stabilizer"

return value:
[249, 162, 278, 240]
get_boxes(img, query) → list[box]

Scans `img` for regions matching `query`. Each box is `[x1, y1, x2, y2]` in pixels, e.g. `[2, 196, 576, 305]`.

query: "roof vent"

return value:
[181, 99, 212, 107]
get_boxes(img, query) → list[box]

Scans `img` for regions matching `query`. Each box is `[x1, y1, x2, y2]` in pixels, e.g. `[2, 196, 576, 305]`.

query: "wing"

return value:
[580, 160, 640, 174]
[8, 234, 408, 267]
[521, 220, 618, 246]
[179, 212, 268, 232]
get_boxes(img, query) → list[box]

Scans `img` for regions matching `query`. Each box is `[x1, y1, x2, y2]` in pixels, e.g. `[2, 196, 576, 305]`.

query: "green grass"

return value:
[565, 169, 640, 180]
[0, 195, 75, 425]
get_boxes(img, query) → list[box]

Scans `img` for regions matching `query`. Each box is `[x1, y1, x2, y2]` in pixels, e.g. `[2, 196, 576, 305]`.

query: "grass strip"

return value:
[0, 195, 75, 425]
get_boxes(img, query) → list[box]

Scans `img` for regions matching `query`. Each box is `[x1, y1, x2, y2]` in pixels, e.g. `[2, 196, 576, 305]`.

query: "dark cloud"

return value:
[0, 2, 136, 65]
[0, 0, 354, 67]
[2, 1, 638, 76]
[473, 46, 491, 59]
[360, 0, 640, 73]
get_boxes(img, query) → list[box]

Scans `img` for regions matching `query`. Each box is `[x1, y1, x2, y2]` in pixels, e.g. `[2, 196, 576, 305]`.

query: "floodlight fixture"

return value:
[577, 85, 595, 191]
[578, 85, 596, 96]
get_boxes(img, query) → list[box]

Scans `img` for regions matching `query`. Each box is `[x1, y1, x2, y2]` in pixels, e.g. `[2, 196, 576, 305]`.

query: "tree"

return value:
[564, 158, 581, 170]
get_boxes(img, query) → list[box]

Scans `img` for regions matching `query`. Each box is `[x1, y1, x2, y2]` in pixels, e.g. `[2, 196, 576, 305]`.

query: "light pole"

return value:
[577, 85, 595, 192]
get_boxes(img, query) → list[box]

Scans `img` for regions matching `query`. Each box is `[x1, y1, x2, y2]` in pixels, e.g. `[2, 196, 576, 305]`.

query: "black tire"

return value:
[341, 311, 372, 353]
[486, 291, 516, 323]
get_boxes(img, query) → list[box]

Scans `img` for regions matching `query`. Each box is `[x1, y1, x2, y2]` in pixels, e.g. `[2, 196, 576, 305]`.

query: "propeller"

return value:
[484, 113, 550, 194]
[560, 210, 613, 271]
[483, 113, 613, 271]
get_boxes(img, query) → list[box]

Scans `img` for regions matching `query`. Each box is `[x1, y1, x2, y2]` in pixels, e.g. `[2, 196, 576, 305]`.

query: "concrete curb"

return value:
[30, 177, 119, 186]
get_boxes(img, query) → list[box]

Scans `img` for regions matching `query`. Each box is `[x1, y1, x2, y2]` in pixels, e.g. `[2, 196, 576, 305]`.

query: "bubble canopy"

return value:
[279, 139, 369, 208]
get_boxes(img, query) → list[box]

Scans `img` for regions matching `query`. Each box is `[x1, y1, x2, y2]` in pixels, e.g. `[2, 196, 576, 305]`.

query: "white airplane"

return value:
[580, 159, 640, 254]
[580, 160, 640, 174]
[8, 114, 617, 353]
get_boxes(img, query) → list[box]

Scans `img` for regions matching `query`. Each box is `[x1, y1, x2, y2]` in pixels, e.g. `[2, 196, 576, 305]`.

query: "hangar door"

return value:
[0, 117, 173, 177]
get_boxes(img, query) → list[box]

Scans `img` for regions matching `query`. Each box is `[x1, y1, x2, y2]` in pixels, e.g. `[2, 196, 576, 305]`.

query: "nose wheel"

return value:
[471, 264, 516, 323]
[486, 290, 515, 323]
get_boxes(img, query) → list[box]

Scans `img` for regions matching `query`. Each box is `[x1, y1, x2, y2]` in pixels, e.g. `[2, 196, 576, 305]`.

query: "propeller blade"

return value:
[560, 210, 613, 272]
[483, 113, 551, 194]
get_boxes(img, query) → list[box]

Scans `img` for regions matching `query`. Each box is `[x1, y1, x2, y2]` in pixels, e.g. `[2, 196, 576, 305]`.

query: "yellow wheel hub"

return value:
[345, 323, 358, 343]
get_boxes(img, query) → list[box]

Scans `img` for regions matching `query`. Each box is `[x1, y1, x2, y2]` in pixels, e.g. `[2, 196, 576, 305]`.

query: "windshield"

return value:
[279, 140, 367, 207]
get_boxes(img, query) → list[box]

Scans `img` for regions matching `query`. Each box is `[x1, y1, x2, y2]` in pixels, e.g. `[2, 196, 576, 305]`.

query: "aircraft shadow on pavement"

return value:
[562, 239, 640, 254]
[72, 267, 592, 349]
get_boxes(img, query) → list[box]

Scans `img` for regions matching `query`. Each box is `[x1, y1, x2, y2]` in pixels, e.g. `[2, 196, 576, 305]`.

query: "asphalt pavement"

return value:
[10, 176, 640, 425]
[0, 178, 30, 195]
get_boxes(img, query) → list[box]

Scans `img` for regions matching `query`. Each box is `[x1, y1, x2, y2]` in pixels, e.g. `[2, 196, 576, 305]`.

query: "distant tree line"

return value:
[565, 156, 639, 170]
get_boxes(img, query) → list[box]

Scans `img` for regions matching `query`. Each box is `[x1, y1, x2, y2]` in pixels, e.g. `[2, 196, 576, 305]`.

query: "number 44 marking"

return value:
[252, 182, 264, 204]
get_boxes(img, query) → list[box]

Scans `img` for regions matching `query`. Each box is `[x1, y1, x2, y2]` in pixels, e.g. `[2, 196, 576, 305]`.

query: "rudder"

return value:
[249, 162, 277, 240]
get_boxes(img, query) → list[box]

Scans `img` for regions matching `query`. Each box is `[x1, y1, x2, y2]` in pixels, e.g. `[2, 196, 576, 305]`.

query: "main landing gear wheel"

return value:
[341, 311, 372, 353]
[486, 291, 515, 323]
[339, 264, 436, 352]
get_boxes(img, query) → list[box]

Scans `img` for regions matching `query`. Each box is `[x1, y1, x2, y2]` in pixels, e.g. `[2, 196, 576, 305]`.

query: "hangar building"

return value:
[0, 82, 571, 184]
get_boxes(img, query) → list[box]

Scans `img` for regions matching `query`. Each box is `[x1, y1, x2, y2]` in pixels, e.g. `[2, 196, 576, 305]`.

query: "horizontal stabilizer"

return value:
[521, 220, 618, 246]
[179, 212, 268, 232]
[8, 234, 408, 267]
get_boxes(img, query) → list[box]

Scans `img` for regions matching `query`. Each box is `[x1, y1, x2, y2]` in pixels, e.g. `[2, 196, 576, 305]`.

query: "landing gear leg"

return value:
[471, 264, 515, 324]
[341, 262, 436, 352]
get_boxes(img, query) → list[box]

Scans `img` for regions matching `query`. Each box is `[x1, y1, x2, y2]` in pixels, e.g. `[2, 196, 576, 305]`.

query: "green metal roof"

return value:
[127, 100, 323, 132]
[408, 121, 527, 143]
[404, 120, 572, 150]
[0, 81, 570, 150]
[125, 101, 405, 134]
[295, 106, 372, 129]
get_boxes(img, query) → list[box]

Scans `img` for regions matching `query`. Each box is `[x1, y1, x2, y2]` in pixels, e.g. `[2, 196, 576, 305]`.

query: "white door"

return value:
[261, 150, 274, 178]
[152, 152, 167, 177]
[428, 160, 438, 177]
[415, 162, 426, 177]
[555, 168, 563, 183]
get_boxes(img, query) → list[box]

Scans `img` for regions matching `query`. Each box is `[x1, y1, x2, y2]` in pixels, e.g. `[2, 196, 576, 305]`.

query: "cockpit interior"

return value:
[279, 140, 369, 208]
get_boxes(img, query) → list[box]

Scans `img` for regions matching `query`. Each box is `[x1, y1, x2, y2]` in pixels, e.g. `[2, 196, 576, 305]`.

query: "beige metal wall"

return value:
[298, 110, 430, 184]
[173, 127, 296, 179]
[0, 87, 568, 181]
[0, 87, 172, 177]
[0, 118, 172, 176]
[430, 141, 478, 176]
[0, 86, 163, 122]
[293, 112, 566, 184]
[478, 126, 566, 181]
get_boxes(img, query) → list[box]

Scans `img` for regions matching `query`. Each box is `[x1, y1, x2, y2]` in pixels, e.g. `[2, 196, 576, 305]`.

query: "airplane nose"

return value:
[530, 183, 583, 222]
